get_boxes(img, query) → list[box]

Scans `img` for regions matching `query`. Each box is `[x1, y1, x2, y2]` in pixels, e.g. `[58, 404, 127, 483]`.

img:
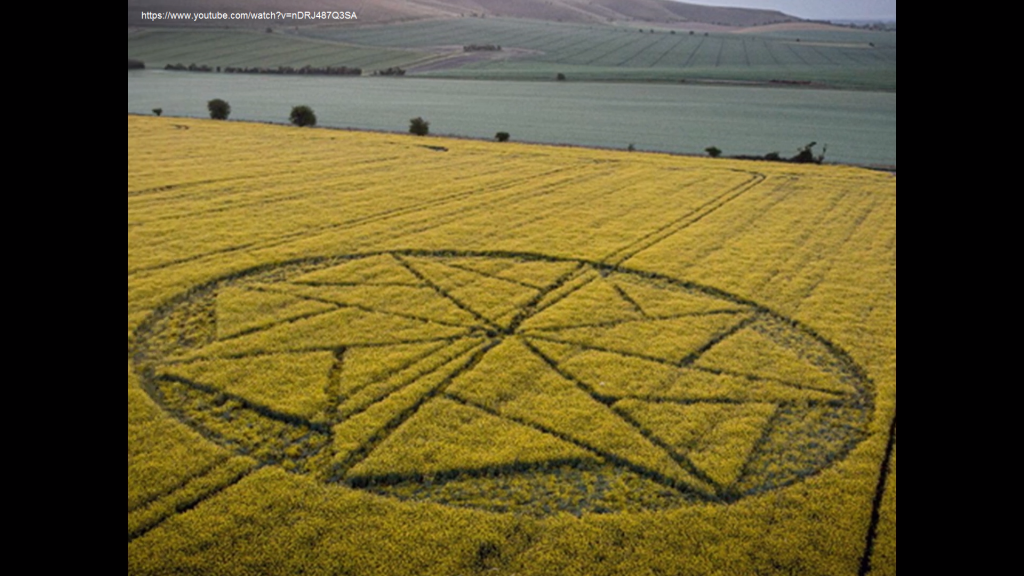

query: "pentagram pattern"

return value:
[133, 251, 873, 515]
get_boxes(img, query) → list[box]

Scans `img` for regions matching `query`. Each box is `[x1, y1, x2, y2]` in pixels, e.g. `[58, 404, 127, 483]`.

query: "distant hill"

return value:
[128, 0, 800, 28]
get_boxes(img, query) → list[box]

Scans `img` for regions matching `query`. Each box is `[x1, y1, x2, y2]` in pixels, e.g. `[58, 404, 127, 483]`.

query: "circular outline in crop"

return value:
[132, 250, 875, 513]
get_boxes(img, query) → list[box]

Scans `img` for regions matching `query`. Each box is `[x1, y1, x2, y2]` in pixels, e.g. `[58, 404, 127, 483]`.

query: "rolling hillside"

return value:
[128, 0, 800, 28]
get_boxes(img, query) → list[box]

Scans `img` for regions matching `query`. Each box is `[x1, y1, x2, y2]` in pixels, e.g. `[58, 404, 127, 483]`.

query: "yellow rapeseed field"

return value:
[128, 115, 896, 575]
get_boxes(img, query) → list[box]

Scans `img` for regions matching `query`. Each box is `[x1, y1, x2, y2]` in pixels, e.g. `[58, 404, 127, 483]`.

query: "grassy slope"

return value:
[127, 28, 429, 71]
[128, 0, 797, 27]
[323, 18, 894, 89]
[128, 17, 895, 90]
[128, 116, 896, 575]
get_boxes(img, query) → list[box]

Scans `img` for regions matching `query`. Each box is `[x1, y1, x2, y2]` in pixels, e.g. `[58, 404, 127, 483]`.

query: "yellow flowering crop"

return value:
[128, 116, 895, 575]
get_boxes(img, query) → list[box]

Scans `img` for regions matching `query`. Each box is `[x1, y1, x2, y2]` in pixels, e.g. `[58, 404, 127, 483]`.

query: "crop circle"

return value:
[133, 251, 873, 515]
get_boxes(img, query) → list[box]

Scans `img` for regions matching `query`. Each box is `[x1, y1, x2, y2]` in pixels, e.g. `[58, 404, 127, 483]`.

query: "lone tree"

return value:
[705, 146, 722, 158]
[290, 105, 316, 127]
[409, 116, 429, 136]
[495, 131, 510, 142]
[207, 98, 230, 120]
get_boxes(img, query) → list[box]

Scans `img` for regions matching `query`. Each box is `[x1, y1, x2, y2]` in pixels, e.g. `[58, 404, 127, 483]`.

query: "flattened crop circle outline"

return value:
[132, 250, 875, 513]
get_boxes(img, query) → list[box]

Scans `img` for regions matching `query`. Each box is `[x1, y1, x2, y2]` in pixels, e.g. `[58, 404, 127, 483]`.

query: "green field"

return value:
[127, 73, 896, 166]
[128, 17, 896, 90]
[127, 28, 427, 71]
[303, 18, 894, 90]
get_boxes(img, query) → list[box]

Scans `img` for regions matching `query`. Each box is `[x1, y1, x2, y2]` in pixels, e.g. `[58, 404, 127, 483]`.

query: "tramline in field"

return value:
[128, 116, 895, 576]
